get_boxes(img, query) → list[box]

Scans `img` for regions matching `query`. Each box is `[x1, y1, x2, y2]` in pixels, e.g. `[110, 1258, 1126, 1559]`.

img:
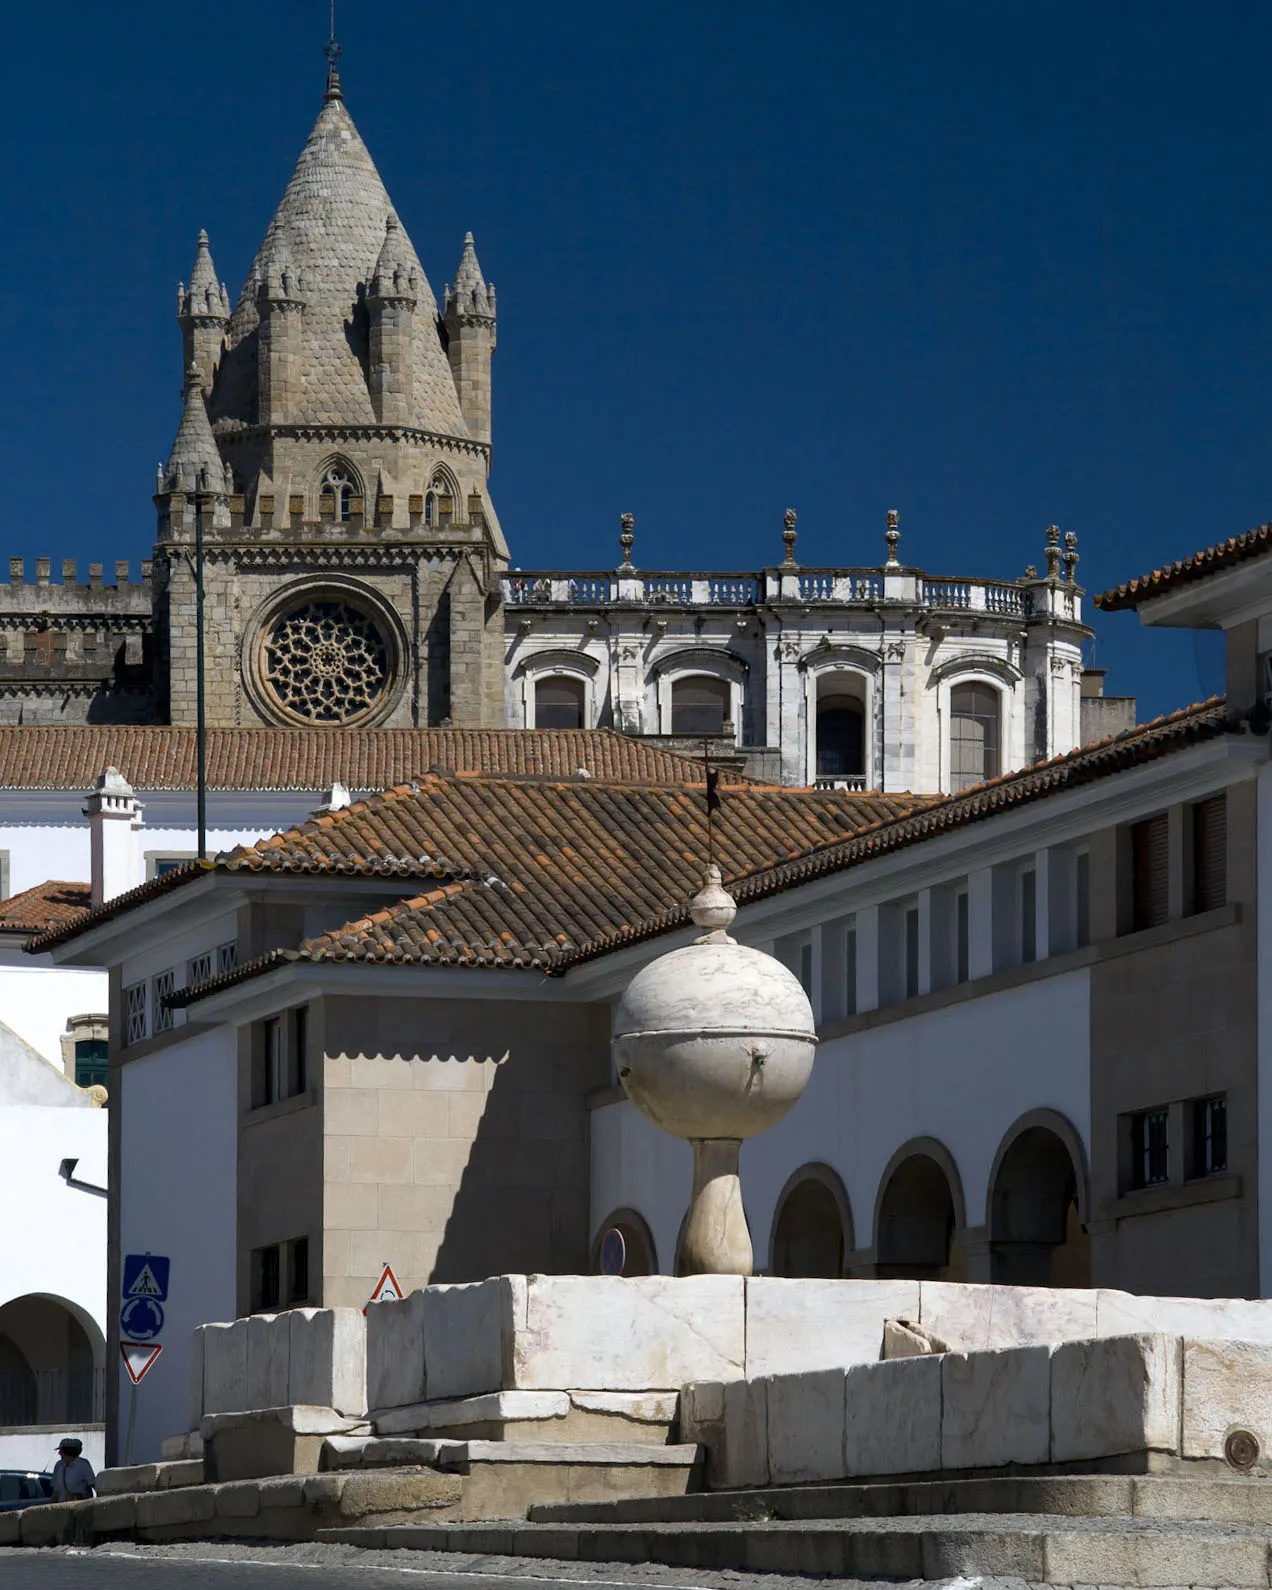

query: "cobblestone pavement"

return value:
[0, 1540, 1231, 1590]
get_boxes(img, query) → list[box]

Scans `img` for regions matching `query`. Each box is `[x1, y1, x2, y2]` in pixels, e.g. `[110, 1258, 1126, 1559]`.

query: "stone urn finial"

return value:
[612, 870, 817, 1277]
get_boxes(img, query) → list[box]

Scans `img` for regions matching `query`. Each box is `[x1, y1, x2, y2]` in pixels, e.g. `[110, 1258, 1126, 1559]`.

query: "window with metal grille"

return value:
[1131, 813, 1169, 932]
[216, 940, 237, 974]
[123, 983, 147, 1046]
[254, 1244, 281, 1312]
[1192, 795, 1227, 914]
[949, 683, 1000, 792]
[1130, 1108, 1170, 1188]
[151, 969, 175, 1034]
[671, 675, 730, 735]
[1191, 1095, 1227, 1177]
[187, 951, 212, 985]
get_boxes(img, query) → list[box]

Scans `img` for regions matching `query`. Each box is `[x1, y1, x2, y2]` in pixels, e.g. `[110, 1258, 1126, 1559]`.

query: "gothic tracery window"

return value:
[263, 599, 391, 724]
[424, 470, 455, 527]
[320, 463, 356, 522]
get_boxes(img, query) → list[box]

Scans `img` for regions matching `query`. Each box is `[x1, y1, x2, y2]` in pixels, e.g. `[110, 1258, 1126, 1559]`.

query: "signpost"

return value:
[120, 1253, 170, 1463]
[600, 1228, 626, 1276]
[363, 1263, 404, 1314]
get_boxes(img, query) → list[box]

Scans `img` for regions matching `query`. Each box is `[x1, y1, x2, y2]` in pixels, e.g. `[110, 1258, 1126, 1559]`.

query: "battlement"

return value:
[156, 490, 490, 543]
[0, 559, 153, 615]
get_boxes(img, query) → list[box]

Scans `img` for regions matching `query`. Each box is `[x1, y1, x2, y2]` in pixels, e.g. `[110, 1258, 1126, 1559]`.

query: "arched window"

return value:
[671, 675, 730, 735]
[771, 1168, 849, 1277]
[424, 469, 455, 527]
[876, 1150, 966, 1281]
[950, 682, 1001, 792]
[816, 690, 865, 780]
[535, 675, 585, 730]
[320, 463, 356, 523]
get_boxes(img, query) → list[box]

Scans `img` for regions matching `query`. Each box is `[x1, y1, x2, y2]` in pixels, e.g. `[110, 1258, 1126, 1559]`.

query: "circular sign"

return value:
[120, 1295, 165, 1341]
[600, 1228, 626, 1277]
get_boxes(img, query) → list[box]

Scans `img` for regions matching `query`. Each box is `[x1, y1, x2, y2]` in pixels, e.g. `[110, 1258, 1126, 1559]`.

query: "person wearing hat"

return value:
[50, 1438, 95, 1501]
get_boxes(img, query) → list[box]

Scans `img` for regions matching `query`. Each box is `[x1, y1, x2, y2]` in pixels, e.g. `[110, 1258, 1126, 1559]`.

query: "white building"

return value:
[0, 1025, 107, 1473]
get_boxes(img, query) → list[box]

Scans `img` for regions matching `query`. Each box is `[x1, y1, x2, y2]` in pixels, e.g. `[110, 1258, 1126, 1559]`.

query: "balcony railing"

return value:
[814, 774, 869, 791]
[503, 569, 1032, 614]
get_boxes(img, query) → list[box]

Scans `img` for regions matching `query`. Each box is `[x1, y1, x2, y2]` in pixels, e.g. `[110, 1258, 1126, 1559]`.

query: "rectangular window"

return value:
[904, 906, 920, 999]
[797, 940, 813, 998]
[151, 968, 175, 1034]
[187, 950, 213, 986]
[1019, 868, 1037, 964]
[955, 889, 970, 983]
[1191, 1095, 1228, 1177]
[844, 926, 857, 1018]
[289, 1237, 310, 1305]
[1131, 814, 1169, 932]
[255, 1244, 281, 1312]
[148, 853, 197, 880]
[292, 1006, 309, 1096]
[1131, 1108, 1170, 1189]
[216, 940, 238, 974]
[1075, 850, 1091, 949]
[263, 1017, 283, 1106]
[123, 982, 147, 1046]
[1192, 795, 1227, 914]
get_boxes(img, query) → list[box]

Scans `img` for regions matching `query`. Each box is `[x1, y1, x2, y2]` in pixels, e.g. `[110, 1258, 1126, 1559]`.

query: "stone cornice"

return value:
[213, 421, 491, 462]
[198, 545, 470, 571]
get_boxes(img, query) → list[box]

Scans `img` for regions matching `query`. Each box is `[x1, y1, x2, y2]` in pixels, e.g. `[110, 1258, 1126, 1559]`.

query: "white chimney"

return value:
[83, 767, 143, 906]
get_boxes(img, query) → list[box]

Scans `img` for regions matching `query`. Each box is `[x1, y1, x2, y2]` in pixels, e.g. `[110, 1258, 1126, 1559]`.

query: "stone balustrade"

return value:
[502, 568, 1054, 613]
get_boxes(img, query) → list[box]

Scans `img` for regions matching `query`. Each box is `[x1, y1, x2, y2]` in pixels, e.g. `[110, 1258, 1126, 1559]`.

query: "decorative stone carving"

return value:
[263, 599, 390, 724]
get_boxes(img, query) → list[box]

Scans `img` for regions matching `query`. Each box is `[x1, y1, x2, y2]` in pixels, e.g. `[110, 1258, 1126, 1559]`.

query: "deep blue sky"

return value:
[3, 1, 1262, 720]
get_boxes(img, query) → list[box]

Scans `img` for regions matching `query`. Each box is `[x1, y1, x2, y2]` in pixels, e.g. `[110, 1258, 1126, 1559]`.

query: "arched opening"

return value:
[535, 675, 585, 730]
[319, 461, 358, 522]
[815, 677, 866, 781]
[949, 681, 1001, 792]
[671, 675, 730, 735]
[989, 1123, 1091, 1287]
[593, 1209, 657, 1277]
[425, 469, 456, 527]
[876, 1151, 966, 1281]
[770, 1166, 850, 1277]
[0, 1296, 104, 1425]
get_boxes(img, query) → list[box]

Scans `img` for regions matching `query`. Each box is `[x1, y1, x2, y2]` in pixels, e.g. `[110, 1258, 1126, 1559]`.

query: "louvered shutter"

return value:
[1193, 794, 1227, 913]
[1132, 813, 1169, 931]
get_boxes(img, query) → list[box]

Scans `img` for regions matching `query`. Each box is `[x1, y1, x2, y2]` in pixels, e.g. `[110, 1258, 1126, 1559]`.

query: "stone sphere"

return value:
[612, 939, 816, 1141]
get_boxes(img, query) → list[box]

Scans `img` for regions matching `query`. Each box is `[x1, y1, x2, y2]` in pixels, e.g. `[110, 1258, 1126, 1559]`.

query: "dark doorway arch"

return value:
[770, 1164, 851, 1277]
[988, 1113, 1091, 1287]
[592, 1208, 658, 1277]
[875, 1141, 967, 1281]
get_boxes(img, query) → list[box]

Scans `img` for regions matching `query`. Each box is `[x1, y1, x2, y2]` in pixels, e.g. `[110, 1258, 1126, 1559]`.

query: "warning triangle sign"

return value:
[121, 1340, 163, 1386]
[127, 1263, 164, 1298]
[363, 1263, 404, 1314]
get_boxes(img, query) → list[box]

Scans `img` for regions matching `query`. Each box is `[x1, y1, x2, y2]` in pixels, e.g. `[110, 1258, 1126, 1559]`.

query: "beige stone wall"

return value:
[1088, 781, 1259, 1298]
[319, 994, 610, 1309]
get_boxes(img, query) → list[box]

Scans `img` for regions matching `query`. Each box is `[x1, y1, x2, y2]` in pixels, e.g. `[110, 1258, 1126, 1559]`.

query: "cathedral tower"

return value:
[152, 48, 507, 731]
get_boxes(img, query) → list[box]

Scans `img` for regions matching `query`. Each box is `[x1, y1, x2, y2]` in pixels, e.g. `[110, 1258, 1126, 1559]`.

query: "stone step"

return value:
[96, 1459, 204, 1497]
[530, 1471, 1272, 1527]
[318, 1512, 1272, 1586]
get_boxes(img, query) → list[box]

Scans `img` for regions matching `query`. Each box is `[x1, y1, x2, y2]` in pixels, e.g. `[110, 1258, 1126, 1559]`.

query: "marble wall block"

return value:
[766, 1368, 847, 1485]
[1050, 1333, 1180, 1463]
[366, 1289, 427, 1411]
[745, 1278, 920, 1376]
[844, 1353, 941, 1476]
[1181, 1337, 1272, 1459]
[941, 1343, 1052, 1469]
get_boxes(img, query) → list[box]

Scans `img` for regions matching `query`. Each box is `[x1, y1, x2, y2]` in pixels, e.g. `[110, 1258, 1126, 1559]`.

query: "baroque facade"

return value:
[0, 57, 1114, 792]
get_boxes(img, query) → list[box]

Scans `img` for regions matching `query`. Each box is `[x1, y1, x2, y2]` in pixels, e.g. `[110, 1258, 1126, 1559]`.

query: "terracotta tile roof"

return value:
[169, 699, 1228, 998]
[1096, 521, 1272, 610]
[0, 879, 92, 936]
[0, 727, 753, 792]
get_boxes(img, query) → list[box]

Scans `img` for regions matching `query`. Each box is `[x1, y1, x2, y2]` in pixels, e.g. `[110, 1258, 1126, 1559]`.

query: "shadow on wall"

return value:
[426, 1003, 610, 1283]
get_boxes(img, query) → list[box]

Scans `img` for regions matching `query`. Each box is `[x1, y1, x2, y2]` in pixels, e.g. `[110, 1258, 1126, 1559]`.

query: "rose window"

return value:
[263, 600, 391, 724]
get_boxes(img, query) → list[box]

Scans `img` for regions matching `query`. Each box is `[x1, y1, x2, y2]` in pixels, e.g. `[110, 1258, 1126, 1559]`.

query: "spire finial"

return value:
[1045, 523, 1061, 579]
[323, 1, 344, 100]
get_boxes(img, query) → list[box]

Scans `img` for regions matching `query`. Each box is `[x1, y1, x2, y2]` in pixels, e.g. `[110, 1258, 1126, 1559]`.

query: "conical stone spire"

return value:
[445, 232, 495, 321]
[165, 364, 225, 493]
[370, 213, 417, 303]
[178, 229, 230, 322]
[209, 92, 466, 437]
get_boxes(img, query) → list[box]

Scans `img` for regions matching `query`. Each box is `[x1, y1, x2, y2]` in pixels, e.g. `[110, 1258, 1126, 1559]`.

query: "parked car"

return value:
[0, 1471, 52, 1511]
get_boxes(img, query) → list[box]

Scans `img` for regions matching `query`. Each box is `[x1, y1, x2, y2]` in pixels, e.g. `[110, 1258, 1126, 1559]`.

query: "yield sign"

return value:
[121, 1340, 163, 1386]
[363, 1263, 404, 1314]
